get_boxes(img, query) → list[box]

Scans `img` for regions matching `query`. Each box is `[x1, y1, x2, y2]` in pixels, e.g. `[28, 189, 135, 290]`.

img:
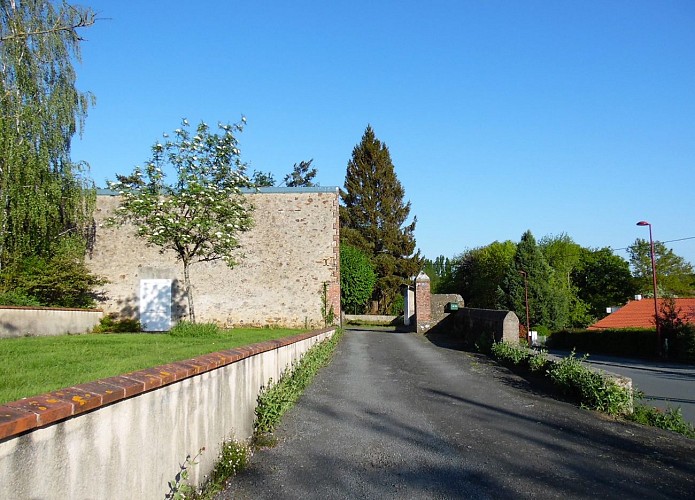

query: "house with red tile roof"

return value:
[588, 297, 695, 330]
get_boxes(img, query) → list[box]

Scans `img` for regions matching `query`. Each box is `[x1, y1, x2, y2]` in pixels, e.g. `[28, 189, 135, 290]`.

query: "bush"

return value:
[0, 290, 42, 307]
[489, 342, 632, 416]
[490, 341, 531, 367]
[490, 341, 691, 436]
[0, 237, 106, 308]
[168, 321, 221, 337]
[92, 314, 141, 333]
[671, 324, 695, 364]
[628, 402, 695, 438]
[546, 328, 657, 358]
[546, 351, 631, 415]
[340, 244, 376, 314]
[528, 349, 550, 373]
[390, 293, 404, 316]
[533, 325, 550, 337]
[474, 331, 494, 354]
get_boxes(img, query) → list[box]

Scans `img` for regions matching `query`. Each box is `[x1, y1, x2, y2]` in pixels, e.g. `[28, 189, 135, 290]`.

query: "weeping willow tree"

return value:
[0, 0, 96, 270]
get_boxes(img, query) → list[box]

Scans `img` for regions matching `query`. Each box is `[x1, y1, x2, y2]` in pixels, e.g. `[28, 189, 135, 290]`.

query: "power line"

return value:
[612, 236, 695, 252]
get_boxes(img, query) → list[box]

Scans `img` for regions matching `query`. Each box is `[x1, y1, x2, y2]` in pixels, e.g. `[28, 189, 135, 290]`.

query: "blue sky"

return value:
[71, 1, 695, 265]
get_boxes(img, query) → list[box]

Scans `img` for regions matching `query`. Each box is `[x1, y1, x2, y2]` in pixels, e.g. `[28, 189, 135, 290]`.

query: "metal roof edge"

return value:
[96, 186, 339, 196]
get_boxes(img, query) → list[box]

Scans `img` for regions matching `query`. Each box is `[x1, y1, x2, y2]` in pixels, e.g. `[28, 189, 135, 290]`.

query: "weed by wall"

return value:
[255, 329, 343, 436]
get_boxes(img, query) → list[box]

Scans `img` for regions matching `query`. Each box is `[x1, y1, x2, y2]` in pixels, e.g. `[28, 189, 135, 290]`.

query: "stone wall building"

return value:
[88, 187, 340, 329]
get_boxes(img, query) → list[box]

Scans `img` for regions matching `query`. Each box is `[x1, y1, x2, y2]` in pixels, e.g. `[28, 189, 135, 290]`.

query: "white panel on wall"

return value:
[139, 279, 172, 331]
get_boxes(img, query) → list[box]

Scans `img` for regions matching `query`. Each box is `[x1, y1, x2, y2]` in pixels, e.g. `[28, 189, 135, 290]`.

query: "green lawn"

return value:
[0, 329, 303, 405]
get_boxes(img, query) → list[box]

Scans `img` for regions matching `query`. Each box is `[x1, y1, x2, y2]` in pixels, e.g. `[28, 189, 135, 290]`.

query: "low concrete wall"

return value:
[0, 328, 334, 499]
[0, 306, 103, 338]
[426, 307, 519, 346]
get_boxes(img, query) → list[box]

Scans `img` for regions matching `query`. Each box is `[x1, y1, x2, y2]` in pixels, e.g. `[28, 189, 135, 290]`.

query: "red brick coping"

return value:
[0, 328, 333, 441]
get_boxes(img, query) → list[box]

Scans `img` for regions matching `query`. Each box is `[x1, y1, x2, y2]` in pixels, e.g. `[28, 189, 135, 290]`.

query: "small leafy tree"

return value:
[283, 159, 317, 187]
[455, 241, 516, 308]
[573, 247, 637, 319]
[108, 118, 253, 323]
[628, 238, 695, 297]
[251, 170, 275, 187]
[658, 297, 695, 362]
[340, 244, 377, 314]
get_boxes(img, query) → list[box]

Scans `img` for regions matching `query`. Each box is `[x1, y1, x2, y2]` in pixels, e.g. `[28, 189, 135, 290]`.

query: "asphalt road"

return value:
[550, 351, 695, 424]
[218, 330, 695, 499]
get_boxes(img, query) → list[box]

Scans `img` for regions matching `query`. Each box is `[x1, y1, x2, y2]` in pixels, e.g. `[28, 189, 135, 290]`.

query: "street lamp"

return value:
[519, 270, 531, 345]
[636, 221, 661, 356]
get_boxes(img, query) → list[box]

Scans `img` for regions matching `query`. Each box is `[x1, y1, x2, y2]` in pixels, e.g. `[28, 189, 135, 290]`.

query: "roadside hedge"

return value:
[547, 327, 695, 363]
[547, 328, 657, 358]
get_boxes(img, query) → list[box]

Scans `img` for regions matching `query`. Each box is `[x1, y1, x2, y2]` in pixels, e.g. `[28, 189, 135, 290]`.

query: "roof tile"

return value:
[589, 298, 695, 330]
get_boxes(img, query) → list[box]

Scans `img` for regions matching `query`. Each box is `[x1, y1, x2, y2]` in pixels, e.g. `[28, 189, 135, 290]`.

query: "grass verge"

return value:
[0, 327, 303, 404]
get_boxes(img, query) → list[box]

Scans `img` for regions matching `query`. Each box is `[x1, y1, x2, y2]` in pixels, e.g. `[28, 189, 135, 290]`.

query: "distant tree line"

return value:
[424, 232, 695, 332]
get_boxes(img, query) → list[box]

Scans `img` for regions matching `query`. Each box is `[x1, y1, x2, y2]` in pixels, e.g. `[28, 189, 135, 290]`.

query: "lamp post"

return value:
[519, 270, 531, 345]
[636, 221, 661, 356]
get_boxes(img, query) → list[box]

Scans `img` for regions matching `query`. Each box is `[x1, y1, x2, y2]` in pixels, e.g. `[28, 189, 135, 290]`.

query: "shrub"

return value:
[0, 290, 42, 307]
[340, 244, 376, 314]
[671, 324, 695, 364]
[628, 402, 695, 438]
[490, 341, 531, 366]
[528, 349, 550, 373]
[390, 293, 404, 316]
[0, 237, 107, 308]
[474, 331, 494, 354]
[546, 328, 657, 358]
[547, 351, 631, 415]
[168, 321, 221, 337]
[92, 314, 141, 333]
[533, 325, 550, 337]
[489, 343, 632, 416]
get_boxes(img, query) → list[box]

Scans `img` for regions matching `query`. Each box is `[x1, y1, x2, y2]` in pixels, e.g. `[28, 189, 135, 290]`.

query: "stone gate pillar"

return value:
[415, 271, 432, 333]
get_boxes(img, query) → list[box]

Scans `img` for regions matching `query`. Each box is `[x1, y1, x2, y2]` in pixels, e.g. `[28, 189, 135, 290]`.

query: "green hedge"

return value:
[546, 328, 657, 358]
[547, 326, 695, 363]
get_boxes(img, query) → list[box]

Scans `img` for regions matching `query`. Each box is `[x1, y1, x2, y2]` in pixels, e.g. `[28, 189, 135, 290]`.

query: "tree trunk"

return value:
[183, 262, 196, 323]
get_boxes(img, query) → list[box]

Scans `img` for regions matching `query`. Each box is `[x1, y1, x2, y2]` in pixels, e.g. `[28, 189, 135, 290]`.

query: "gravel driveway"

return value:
[217, 329, 695, 499]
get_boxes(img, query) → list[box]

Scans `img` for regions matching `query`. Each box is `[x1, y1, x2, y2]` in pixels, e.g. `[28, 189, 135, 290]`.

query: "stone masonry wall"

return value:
[88, 188, 340, 328]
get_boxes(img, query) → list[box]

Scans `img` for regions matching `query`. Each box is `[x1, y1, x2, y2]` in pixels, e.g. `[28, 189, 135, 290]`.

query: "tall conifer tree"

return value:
[499, 230, 567, 331]
[340, 125, 420, 313]
[0, 1, 96, 267]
